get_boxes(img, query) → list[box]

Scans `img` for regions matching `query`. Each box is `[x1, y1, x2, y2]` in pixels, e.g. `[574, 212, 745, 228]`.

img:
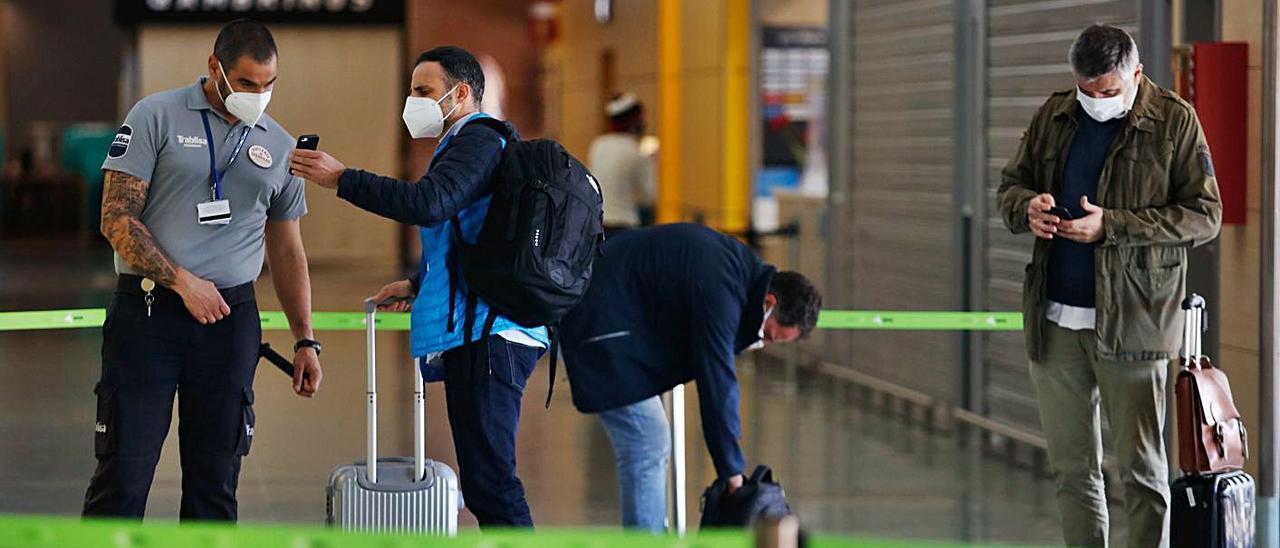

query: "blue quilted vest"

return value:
[409, 113, 548, 363]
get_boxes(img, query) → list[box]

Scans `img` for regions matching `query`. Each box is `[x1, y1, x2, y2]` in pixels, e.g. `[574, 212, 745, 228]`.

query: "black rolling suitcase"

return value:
[1171, 296, 1255, 548]
[1171, 470, 1255, 548]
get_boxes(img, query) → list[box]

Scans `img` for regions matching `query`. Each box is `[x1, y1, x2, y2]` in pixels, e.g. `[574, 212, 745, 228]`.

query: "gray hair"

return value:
[1068, 24, 1139, 81]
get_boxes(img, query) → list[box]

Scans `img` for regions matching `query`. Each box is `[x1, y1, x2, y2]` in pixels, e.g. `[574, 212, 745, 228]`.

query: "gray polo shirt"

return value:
[102, 77, 307, 288]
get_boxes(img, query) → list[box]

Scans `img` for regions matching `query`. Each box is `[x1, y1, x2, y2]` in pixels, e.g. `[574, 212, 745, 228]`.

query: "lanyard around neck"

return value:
[200, 110, 252, 201]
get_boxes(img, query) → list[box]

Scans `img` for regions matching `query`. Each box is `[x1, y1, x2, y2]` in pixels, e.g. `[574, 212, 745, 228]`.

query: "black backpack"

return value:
[700, 465, 792, 528]
[446, 118, 604, 405]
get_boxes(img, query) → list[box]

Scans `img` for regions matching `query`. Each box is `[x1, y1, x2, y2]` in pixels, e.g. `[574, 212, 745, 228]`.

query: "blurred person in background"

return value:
[588, 93, 656, 233]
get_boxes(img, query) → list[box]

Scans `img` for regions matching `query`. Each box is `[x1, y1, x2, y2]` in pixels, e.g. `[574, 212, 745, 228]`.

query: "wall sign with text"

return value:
[115, 0, 405, 25]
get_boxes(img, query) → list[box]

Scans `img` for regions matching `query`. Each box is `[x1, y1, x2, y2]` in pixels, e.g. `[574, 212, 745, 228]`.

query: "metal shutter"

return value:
[833, 0, 960, 400]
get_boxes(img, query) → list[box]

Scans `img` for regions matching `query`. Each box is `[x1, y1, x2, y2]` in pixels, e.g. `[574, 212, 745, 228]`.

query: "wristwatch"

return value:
[294, 339, 323, 355]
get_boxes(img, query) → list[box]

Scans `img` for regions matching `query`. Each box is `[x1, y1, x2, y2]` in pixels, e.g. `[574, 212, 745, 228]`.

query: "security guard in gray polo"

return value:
[83, 19, 323, 522]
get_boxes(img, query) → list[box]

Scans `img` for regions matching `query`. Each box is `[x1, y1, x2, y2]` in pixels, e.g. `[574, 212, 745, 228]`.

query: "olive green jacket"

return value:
[997, 75, 1222, 361]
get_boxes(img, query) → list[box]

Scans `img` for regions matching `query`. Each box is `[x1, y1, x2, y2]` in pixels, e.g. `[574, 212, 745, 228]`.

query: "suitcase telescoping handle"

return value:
[1181, 293, 1207, 368]
[364, 297, 427, 485]
[670, 384, 688, 536]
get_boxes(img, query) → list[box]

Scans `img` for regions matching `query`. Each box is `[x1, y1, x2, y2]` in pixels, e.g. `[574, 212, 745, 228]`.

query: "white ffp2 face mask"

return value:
[217, 61, 271, 126]
[403, 84, 461, 139]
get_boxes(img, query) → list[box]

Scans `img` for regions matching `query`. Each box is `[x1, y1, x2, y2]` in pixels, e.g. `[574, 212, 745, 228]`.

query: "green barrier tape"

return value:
[0, 515, 757, 548]
[0, 309, 412, 332]
[0, 309, 1024, 332]
[0, 514, 1012, 548]
[259, 310, 413, 331]
[0, 309, 106, 331]
[816, 311, 1024, 331]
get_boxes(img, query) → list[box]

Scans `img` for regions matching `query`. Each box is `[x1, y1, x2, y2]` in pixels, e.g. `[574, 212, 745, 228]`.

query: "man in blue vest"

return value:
[290, 46, 546, 528]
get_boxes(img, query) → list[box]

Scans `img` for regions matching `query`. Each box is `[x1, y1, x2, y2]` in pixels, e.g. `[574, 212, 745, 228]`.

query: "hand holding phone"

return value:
[1027, 193, 1059, 240]
[291, 135, 319, 175]
[1046, 205, 1074, 220]
[296, 134, 320, 151]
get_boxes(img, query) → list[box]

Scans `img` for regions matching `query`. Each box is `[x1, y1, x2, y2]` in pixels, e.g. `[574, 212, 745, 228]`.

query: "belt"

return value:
[116, 274, 256, 307]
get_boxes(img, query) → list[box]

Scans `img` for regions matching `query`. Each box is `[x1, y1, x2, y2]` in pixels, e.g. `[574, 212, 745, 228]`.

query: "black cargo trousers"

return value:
[82, 275, 260, 521]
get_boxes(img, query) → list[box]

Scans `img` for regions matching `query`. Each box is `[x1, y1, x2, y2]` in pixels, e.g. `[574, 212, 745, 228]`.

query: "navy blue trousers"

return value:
[441, 335, 539, 528]
[82, 276, 259, 522]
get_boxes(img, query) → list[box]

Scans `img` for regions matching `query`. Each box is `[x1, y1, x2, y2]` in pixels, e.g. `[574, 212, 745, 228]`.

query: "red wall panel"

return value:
[1187, 42, 1248, 225]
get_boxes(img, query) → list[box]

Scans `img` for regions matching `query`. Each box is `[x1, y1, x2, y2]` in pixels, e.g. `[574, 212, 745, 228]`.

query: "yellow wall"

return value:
[551, 0, 750, 231]
[549, 1, 658, 157]
[135, 26, 403, 269]
[1217, 0, 1264, 478]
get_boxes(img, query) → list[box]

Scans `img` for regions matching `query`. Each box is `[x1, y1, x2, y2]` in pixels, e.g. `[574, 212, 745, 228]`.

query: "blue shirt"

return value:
[1046, 109, 1123, 308]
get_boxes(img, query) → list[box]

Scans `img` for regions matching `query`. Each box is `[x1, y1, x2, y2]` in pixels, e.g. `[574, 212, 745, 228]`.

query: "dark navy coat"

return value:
[560, 223, 775, 478]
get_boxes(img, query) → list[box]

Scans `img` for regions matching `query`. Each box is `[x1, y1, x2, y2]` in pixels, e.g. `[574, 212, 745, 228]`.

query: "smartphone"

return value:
[291, 135, 319, 175]
[296, 134, 320, 151]
[1046, 205, 1074, 220]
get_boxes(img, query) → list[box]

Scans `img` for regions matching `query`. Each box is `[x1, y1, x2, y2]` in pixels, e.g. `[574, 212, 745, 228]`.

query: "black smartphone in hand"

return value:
[291, 135, 319, 175]
[1046, 205, 1074, 220]
[296, 134, 320, 151]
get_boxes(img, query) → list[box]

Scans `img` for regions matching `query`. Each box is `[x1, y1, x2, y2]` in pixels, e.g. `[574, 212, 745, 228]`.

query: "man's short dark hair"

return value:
[770, 271, 822, 339]
[416, 46, 486, 106]
[214, 19, 278, 66]
[1068, 24, 1139, 79]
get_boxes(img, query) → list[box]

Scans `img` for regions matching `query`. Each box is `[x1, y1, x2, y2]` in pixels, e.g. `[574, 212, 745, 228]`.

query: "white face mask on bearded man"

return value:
[1076, 70, 1139, 123]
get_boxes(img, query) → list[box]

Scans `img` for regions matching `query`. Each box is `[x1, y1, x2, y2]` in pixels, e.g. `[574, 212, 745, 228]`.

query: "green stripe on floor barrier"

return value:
[0, 515, 753, 548]
[0, 308, 414, 332]
[0, 514, 1018, 548]
[0, 309, 1023, 332]
[0, 309, 108, 331]
[261, 310, 414, 331]
[815, 311, 1022, 331]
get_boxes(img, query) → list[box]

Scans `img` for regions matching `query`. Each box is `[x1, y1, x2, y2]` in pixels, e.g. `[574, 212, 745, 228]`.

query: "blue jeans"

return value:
[597, 395, 671, 532]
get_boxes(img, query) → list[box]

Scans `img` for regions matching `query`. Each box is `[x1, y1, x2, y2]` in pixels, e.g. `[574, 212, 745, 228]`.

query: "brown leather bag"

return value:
[1176, 295, 1248, 474]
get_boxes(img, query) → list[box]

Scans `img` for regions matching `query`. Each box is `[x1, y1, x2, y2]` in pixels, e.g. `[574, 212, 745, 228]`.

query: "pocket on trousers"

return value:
[235, 388, 255, 456]
[93, 382, 117, 456]
[490, 340, 535, 394]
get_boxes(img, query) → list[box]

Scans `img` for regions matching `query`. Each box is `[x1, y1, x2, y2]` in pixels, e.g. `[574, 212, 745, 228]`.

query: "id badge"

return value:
[197, 200, 232, 226]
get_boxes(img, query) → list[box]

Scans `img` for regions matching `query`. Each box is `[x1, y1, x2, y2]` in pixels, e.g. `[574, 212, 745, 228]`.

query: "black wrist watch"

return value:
[295, 339, 322, 355]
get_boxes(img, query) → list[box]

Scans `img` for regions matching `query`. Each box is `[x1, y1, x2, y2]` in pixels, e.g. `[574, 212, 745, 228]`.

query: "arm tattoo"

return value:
[100, 170, 179, 287]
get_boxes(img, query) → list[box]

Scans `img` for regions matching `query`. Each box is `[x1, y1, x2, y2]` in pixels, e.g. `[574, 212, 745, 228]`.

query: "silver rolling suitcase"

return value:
[326, 298, 461, 534]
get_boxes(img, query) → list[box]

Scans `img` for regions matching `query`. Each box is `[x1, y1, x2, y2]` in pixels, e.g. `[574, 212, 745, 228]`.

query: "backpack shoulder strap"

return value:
[545, 324, 559, 408]
[446, 214, 466, 333]
[468, 117, 517, 141]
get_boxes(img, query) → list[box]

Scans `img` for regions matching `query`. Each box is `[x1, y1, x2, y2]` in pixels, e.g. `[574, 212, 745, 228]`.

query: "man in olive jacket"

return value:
[997, 25, 1220, 548]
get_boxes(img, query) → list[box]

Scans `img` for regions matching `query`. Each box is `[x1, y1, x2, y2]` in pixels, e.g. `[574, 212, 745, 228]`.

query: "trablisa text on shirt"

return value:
[177, 134, 208, 148]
